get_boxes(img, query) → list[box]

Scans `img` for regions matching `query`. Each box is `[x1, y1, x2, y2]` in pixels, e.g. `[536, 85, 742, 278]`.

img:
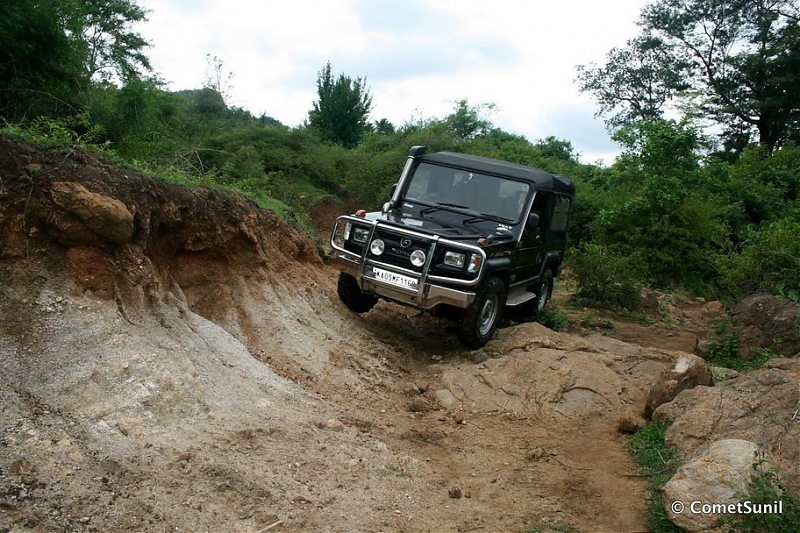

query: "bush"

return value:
[569, 243, 646, 309]
[724, 450, 800, 532]
[717, 218, 800, 297]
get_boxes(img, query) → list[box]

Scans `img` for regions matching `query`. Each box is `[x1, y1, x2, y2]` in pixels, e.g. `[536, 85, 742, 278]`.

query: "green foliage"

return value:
[308, 62, 373, 148]
[442, 99, 495, 141]
[577, 33, 688, 129]
[775, 282, 800, 303]
[0, 0, 85, 119]
[0, 0, 150, 123]
[3, 111, 105, 147]
[582, 120, 729, 290]
[580, 0, 800, 150]
[628, 420, 682, 533]
[706, 325, 784, 372]
[723, 450, 800, 533]
[569, 243, 646, 309]
[66, 0, 151, 82]
[534, 305, 573, 331]
[717, 218, 800, 297]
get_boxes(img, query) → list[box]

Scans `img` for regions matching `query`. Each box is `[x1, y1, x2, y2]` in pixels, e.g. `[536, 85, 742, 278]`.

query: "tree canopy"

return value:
[578, 0, 800, 152]
[0, 0, 150, 120]
[308, 62, 373, 148]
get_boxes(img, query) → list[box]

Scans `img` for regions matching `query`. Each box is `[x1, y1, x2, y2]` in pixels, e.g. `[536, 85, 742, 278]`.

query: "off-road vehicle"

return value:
[330, 146, 574, 348]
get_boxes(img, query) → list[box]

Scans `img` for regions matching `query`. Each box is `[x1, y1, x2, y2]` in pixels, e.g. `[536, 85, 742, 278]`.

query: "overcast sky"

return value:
[137, 0, 649, 164]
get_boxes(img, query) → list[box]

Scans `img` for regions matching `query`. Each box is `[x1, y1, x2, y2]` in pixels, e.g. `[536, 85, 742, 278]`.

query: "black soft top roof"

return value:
[419, 151, 575, 195]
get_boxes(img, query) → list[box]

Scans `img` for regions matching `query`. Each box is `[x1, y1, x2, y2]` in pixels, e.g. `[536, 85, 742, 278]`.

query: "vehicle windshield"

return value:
[403, 162, 530, 223]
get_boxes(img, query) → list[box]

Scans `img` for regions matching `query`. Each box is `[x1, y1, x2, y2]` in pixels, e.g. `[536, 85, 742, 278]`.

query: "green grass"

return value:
[628, 420, 682, 533]
[536, 305, 573, 331]
[707, 332, 784, 372]
[723, 450, 800, 532]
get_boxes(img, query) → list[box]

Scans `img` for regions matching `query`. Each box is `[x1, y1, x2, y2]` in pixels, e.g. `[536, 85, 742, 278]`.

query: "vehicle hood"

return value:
[367, 209, 514, 243]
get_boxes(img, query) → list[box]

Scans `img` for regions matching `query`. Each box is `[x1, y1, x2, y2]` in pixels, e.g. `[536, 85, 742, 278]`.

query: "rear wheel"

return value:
[458, 276, 506, 348]
[337, 272, 378, 313]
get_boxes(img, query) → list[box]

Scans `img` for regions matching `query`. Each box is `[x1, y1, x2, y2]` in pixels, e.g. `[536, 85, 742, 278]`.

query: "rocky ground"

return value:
[1, 137, 798, 532]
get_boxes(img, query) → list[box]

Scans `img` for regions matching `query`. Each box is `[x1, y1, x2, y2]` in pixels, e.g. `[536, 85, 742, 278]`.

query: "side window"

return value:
[529, 191, 553, 223]
[550, 195, 572, 232]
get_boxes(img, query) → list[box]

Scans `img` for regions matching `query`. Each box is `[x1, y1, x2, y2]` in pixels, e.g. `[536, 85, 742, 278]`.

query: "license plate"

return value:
[369, 267, 418, 289]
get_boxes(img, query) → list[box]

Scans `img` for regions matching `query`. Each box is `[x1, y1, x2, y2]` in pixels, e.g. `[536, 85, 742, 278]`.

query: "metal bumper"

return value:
[331, 216, 486, 310]
[335, 255, 476, 309]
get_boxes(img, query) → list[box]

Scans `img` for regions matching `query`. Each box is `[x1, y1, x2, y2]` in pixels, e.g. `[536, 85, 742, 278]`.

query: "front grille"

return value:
[368, 229, 431, 271]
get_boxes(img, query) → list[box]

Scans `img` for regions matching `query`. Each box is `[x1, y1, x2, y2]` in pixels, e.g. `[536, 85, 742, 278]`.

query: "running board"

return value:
[506, 290, 536, 307]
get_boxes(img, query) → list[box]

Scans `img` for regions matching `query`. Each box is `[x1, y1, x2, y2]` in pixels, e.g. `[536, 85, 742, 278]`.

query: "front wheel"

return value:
[337, 273, 378, 313]
[458, 277, 506, 349]
[520, 270, 553, 318]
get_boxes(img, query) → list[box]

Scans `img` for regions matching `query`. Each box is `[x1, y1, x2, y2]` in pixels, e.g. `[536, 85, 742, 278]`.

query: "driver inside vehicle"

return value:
[423, 170, 452, 203]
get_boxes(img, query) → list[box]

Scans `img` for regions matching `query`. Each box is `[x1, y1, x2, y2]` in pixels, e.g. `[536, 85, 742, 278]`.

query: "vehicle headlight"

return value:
[467, 254, 481, 274]
[410, 249, 426, 267]
[370, 239, 385, 256]
[352, 226, 370, 243]
[444, 251, 466, 268]
[343, 222, 352, 240]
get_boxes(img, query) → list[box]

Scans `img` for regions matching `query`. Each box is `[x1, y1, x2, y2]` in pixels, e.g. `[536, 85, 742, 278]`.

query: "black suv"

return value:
[330, 146, 574, 348]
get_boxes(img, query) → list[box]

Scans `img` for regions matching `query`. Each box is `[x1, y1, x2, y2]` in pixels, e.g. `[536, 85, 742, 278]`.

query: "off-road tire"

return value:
[458, 276, 506, 349]
[520, 269, 553, 318]
[337, 272, 378, 313]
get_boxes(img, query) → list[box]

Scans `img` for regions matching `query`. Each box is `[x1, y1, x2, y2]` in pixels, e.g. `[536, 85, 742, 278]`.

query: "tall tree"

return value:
[442, 99, 495, 140]
[576, 33, 689, 129]
[578, 0, 800, 151]
[0, 0, 150, 121]
[308, 62, 372, 148]
[65, 0, 151, 83]
[0, 0, 83, 118]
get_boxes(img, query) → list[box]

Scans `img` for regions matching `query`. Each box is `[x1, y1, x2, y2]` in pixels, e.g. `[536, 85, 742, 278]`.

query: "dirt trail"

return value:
[0, 138, 717, 532]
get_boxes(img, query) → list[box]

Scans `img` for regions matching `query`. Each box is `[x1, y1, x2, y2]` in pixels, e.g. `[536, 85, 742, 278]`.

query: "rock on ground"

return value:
[644, 353, 713, 419]
[662, 439, 760, 532]
[733, 293, 800, 359]
[653, 358, 800, 489]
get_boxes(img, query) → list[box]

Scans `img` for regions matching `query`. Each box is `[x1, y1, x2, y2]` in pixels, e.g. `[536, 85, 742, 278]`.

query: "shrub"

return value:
[723, 450, 800, 532]
[569, 243, 646, 309]
[717, 218, 800, 297]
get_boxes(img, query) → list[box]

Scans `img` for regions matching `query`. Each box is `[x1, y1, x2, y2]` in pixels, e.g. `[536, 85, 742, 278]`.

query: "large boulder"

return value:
[662, 439, 761, 532]
[733, 293, 800, 359]
[653, 358, 800, 488]
[644, 353, 713, 419]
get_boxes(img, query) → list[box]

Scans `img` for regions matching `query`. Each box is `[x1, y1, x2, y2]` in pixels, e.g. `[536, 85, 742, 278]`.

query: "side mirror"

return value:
[526, 213, 540, 231]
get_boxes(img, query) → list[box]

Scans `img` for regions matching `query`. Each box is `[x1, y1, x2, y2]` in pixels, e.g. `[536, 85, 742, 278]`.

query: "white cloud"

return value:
[138, 0, 648, 163]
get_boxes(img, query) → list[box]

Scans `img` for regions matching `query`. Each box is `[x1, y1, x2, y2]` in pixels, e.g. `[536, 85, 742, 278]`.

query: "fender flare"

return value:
[483, 256, 512, 287]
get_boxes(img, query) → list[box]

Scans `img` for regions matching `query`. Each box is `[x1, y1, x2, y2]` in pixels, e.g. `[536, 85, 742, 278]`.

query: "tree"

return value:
[0, 0, 151, 121]
[308, 62, 373, 148]
[576, 33, 689, 129]
[204, 54, 234, 104]
[0, 0, 84, 119]
[442, 99, 495, 140]
[65, 0, 151, 83]
[578, 0, 800, 151]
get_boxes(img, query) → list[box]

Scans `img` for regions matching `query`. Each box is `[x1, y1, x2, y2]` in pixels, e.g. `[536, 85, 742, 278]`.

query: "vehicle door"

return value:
[512, 190, 552, 287]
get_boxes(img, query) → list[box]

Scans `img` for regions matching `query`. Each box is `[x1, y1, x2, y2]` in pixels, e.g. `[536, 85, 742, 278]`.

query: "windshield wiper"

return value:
[463, 213, 493, 224]
[420, 202, 469, 215]
[464, 213, 514, 224]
